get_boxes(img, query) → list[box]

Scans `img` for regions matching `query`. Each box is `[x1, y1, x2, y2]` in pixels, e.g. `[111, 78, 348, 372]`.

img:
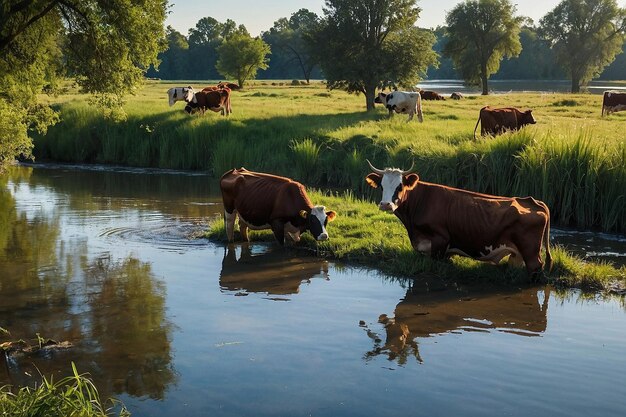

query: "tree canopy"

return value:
[0, 0, 167, 168]
[216, 33, 271, 88]
[539, 0, 626, 93]
[443, 0, 524, 95]
[307, 0, 437, 110]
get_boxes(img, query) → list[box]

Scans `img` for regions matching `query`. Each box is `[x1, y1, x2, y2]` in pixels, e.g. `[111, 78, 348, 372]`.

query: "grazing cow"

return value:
[601, 91, 626, 116]
[473, 106, 536, 140]
[220, 168, 337, 245]
[450, 92, 463, 100]
[365, 160, 552, 280]
[419, 90, 446, 100]
[375, 91, 424, 122]
[184, 88, 232, 116]
[217, 81, 241, 90]
[201, 85, 233, 114]
[167, 86, 196, 106]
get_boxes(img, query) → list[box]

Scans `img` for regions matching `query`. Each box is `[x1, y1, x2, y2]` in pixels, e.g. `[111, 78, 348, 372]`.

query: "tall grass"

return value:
[0, 363, 129, 417]
[33, 82, 626, 233]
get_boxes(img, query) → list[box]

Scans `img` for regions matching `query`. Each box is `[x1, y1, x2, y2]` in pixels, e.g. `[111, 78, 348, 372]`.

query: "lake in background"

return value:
[417, 79, 626, 96]
[1, 165, 625, 417]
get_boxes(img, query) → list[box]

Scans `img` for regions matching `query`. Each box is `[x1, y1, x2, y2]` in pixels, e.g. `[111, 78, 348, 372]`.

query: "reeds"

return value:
[0, 363, 129, 417]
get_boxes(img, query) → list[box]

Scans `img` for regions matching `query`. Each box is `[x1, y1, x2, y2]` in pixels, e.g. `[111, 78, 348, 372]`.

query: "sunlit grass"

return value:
[34, 81, 626, 233]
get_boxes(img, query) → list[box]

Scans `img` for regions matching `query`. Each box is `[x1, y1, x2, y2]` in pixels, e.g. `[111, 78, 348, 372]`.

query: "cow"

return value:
[365, 160, 552, 280]
[184, 88, 232, 116]
[167, 86, 196, 107]
[220, 167, 337, 245]
[419, 90, 446, 100]
[473, 106, 536, 140]
[201, 85, 233, 114]
[601, 91, 626, 116]
[450, 92, 463, 100]
[217, 81, 240, 90]
[375, 91, 424, 122]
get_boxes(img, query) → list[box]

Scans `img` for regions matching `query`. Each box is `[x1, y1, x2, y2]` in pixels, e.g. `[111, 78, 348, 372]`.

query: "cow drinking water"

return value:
[365, 160, 552, 280]
[220, 168, 337, 245]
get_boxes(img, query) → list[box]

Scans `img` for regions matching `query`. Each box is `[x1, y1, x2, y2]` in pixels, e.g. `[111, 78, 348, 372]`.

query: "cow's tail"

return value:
[543, 208, 553, 273]
[473, 111, 481, 141]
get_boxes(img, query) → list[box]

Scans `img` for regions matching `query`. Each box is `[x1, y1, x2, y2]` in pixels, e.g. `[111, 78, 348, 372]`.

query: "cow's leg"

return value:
[239, 221, 249, 242]
[406, 111, 414, 122]
[270, 220, 286, 246]
[416, 99, 423, 123]
[224, 210, 237, 242]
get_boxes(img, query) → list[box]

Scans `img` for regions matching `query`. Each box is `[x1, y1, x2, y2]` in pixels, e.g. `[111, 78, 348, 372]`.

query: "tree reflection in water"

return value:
[0, 172, 175, 400]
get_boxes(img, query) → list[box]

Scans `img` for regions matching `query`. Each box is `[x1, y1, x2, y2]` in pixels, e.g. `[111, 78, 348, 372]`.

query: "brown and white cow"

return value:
[185, 88, 232, 116]
[365, 160, 552, 280]
[217, 81, 240, 90]
[201, 85, 233, 114]
[601, 91, 626, 116]
[375, 91, 424, 122]
[473, 106, 536, 140]
[450, 92, 463, 100]
[419, 90, 446, 100]
[220, 168, 337, 245]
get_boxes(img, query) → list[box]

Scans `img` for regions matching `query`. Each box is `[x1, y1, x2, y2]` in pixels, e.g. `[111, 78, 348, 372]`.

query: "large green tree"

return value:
[443, 0, 524, 95]
[307, 0, 437, 110]
[0, 0, 167, 168]
[539, 0, 626, 93]
[216, 33, 270, 87]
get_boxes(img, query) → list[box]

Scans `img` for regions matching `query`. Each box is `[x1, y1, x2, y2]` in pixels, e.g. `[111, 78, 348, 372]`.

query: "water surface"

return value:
[417, 79, 626, 95]
[1, 165, 625, 417]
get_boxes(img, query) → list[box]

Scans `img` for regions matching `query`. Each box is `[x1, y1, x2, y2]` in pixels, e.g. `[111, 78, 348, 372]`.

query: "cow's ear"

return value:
[525, 110, 533, 114]
[365, 173, 382, 188]
[326, 210, 337, 222]
[403, 173, 419, 189]
[299, 210, 308, 219]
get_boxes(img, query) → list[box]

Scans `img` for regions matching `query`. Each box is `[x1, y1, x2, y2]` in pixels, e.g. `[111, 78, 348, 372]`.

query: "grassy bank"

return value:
[205, 190, 626, 292]
[34, 81, 626, 233]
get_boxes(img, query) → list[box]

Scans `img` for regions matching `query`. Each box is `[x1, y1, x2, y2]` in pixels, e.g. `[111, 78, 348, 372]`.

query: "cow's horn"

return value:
[401, 161, 415, 175]
[367, 159, 385, 175]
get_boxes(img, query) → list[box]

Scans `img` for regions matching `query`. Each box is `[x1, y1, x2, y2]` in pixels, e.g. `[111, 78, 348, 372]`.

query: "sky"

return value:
[165, 0, 573, 37]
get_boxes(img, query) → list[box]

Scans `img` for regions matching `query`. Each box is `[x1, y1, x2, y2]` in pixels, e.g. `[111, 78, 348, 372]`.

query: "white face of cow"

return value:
[366, 165, 419, 213]
[183, 87, 196, 103]
[168, 86, 197, 106]
[304, 206, 337, 241]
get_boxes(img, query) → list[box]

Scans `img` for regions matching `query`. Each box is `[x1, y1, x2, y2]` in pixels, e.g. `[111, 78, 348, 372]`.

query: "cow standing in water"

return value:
[365, 160, 552, 280]
[220, 168, 337, 245]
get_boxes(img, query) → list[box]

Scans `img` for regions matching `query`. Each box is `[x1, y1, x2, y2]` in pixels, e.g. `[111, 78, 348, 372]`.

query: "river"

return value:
[1, 165, 625, 417]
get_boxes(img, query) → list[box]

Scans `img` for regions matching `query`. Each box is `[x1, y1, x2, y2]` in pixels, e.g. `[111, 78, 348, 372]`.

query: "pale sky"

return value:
[165, 0, 585, 37]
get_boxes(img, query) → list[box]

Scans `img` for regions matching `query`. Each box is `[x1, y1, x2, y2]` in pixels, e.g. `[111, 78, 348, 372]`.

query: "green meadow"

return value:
[33, 80, 626, 290]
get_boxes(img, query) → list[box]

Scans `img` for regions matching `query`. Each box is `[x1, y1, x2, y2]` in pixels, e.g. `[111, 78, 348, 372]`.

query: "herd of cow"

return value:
[165, 84, 626, 282]
[167, 81, 240, 115]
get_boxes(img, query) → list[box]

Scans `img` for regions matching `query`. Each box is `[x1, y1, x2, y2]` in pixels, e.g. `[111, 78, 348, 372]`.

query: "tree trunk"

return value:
[571, 77, 580, 93]
[238, 78, 245, 88]
[481, 62, 489, 95]
[365, 87, 376, 111]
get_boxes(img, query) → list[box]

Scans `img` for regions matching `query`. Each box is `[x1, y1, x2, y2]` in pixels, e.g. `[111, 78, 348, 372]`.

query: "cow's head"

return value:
[299, 206, 337, 241]
[375, 92, 387, 104]
[183, 86, 197, 103]
[365, 160, 419, 212]
[522, 110, 536, 125]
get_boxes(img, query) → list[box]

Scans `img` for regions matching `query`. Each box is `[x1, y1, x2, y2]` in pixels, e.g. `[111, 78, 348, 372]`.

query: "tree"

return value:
[539, 0, 626, 93]
[148, 26, 190, 80]
[308, 0, 437, 110]
[262, 9, 320, 83]
[0, 0, 167, 168]
[216, 33, 270, 87]
[443, 0, 524, 95]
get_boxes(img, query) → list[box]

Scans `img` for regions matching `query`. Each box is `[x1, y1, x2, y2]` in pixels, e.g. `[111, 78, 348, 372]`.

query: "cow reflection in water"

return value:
[220, 244, 329, 296]
[363, 282, 550, 364]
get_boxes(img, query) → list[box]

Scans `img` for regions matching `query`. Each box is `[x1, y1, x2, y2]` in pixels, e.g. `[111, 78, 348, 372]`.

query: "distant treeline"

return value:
[148, 23, 625, 81]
